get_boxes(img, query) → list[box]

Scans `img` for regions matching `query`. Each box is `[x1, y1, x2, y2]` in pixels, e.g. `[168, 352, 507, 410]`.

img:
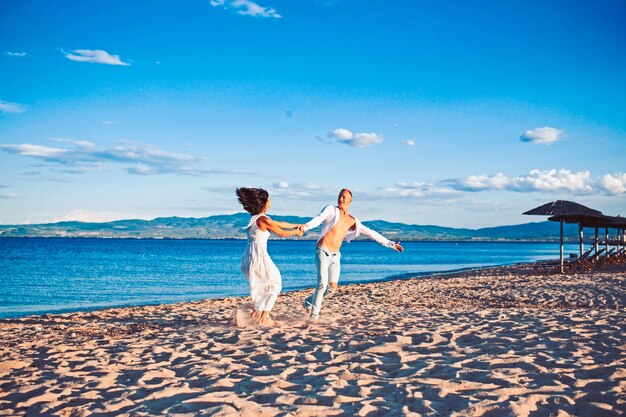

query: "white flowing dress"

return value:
[240, 214, 282, 312]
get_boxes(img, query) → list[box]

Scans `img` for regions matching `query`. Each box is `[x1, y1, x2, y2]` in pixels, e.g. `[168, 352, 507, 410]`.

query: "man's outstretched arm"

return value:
[359, 224, 404, 252]
[300, 205, 334, 233]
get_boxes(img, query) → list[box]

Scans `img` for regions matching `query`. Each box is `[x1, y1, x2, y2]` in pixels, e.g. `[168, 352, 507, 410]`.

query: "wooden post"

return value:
[595, 227, 599, 253]
[579, 223, 584, 256]
[560, 219, 564, 273]
[605, 227, 610, 258]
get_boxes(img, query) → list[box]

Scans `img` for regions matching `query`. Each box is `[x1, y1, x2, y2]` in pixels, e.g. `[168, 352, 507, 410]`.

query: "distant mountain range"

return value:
[0, 213, 584, 241]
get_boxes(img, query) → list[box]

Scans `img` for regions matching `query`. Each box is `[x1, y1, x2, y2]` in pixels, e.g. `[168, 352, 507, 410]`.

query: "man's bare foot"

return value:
[250, 309, 260, 319]
[328, 283, 338, 296]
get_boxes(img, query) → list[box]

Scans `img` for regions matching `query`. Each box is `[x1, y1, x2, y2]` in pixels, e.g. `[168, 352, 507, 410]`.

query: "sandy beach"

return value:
[1, 263, 624, 417]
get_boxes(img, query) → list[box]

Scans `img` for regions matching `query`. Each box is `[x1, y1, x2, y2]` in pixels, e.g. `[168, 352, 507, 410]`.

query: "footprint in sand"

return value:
[234, 304, 257, 327]
[234, 304, 283, 328]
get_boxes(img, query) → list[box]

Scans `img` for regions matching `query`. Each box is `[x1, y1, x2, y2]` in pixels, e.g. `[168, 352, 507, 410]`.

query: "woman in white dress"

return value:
[236, 187, 303, 325]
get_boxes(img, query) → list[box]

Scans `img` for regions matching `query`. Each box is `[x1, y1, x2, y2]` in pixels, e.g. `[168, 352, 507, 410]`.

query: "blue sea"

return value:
[0, 238, 578, 319]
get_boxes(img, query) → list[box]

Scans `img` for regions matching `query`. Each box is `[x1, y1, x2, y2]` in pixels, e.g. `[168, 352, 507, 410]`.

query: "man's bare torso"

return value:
[316, 208, 355, 252]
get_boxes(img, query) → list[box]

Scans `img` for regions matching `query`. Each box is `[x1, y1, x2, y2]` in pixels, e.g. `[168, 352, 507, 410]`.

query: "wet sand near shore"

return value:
[1, 263, 625, 416]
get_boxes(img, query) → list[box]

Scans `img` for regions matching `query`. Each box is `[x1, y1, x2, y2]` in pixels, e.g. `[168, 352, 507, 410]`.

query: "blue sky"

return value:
[1, 0, 625, 228]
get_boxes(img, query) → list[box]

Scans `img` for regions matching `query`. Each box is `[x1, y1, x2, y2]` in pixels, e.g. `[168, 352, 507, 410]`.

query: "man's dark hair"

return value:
[236, 187, 269, 215]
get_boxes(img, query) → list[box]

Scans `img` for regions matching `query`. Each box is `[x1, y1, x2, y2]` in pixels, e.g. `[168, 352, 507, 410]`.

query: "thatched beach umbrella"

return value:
[523, 200, 603, 217]
[523, 200, 603, 273]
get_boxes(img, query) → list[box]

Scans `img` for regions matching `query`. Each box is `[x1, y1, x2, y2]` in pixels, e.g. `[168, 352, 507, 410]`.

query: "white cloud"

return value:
[62, 49, 131, 66]
[328, 128, 353, 140]
[266, 182, 337, 200]
[370, 182, 461, 200]
[327, 128, 384, 148]
[351, 133, 384, 148]
[597, 173, 626, 196]
[50, 138, 96, 149]
[373, 169, 625, 201]
[211, 169, 625, 213]
[0, 100, 26, 114]
[0, 139, 246, 176]
[0, 144, 68, 158]
[448, 169, 594, 194]
[450, 173, 510, 191]
[5, 51, 27, 57]
[210, 0, 281, 18]
[508, 169, 593, 193]
[401, 139, 416, 147]
[50, 209, 146, 223]
[520, 126, 564, 144]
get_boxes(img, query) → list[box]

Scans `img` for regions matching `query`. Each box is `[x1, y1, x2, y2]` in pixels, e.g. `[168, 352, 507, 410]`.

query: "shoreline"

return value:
[1, 263, 624, 416]
[0, 260, 568, 321]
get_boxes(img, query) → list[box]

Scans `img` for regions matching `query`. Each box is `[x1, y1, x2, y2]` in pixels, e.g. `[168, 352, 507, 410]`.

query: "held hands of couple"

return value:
[393, 242, 404, 252]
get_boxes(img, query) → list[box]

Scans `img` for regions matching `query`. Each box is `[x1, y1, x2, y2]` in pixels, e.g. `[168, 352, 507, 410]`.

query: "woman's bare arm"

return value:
[273, 221, 301, 229]
[258, 216, 303, 237]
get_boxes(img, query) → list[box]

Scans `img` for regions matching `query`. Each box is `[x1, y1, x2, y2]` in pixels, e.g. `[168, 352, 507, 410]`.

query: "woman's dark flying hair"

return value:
[236, 187, 269, 215]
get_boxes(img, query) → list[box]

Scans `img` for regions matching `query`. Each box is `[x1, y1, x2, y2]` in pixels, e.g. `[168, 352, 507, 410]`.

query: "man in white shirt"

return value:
[299, 189, 404, 320]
